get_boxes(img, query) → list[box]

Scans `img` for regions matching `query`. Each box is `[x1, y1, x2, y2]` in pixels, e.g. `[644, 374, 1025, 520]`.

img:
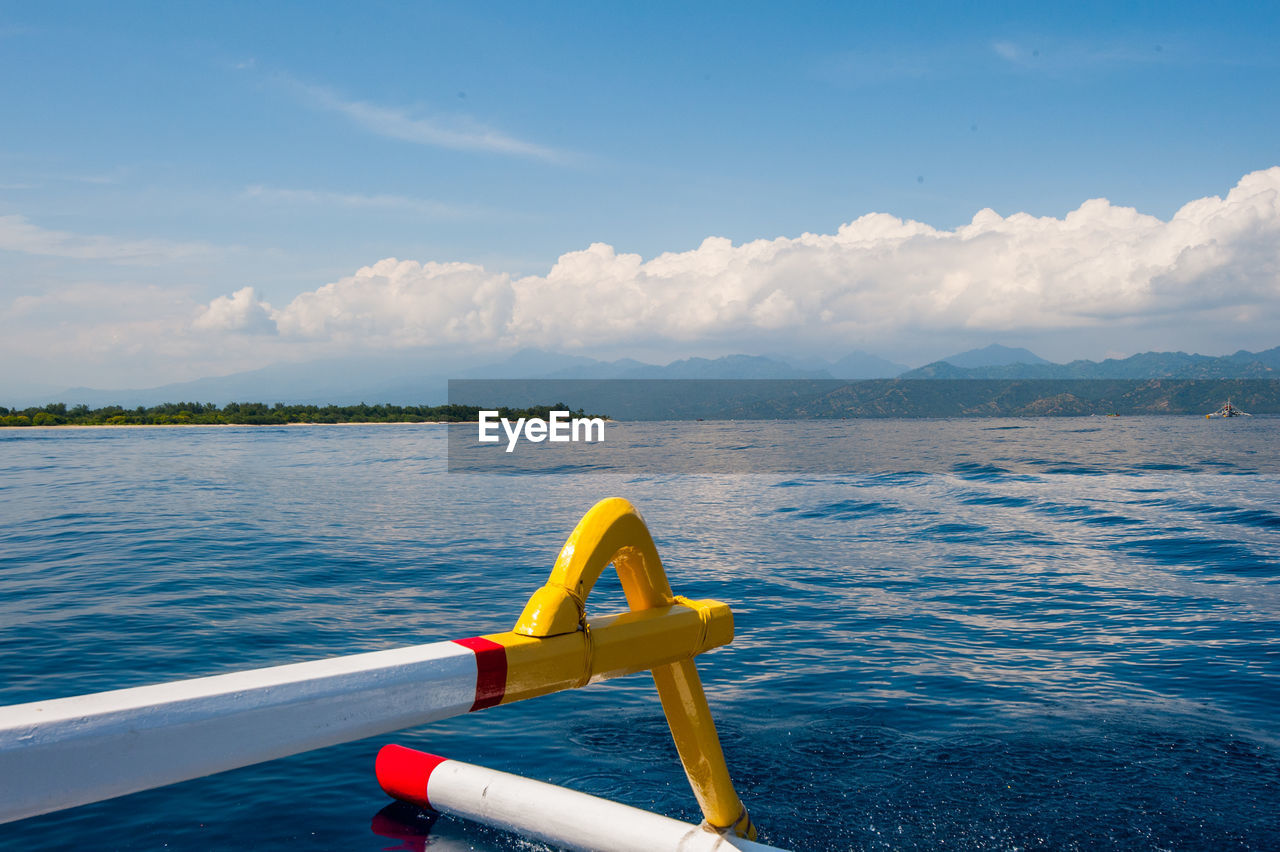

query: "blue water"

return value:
[1, 421, 1278, 850]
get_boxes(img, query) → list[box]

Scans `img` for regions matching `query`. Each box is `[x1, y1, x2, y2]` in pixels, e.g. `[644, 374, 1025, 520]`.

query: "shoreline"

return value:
[2, 413, 1266, 431]
[0, 421, 464, 430]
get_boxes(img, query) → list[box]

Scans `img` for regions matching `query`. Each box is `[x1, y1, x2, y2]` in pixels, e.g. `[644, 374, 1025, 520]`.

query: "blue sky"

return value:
[2, 2, 1279, 393]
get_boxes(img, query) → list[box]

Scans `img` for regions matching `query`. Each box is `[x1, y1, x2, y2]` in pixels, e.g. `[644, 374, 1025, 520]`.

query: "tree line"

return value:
[0, 402, 595, 427]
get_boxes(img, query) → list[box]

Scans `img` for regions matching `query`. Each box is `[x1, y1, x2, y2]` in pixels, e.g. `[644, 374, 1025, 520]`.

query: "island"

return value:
[0, 402, 597, 428]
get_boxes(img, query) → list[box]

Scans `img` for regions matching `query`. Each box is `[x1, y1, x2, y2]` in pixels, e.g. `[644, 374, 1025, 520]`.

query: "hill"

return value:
[902, 347, 1280, 379]
[939, 344, 1051, 368]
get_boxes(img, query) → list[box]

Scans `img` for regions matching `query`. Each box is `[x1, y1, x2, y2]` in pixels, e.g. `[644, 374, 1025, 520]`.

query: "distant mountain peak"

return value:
[620, 354, 833, 380]
[827, 350, 909, 379]
[900, 344, 1280, 380]
[941, 344, 1052, 368]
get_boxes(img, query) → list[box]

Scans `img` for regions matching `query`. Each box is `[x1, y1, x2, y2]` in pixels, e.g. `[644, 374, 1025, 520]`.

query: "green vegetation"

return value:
[0, 401, 597, 427]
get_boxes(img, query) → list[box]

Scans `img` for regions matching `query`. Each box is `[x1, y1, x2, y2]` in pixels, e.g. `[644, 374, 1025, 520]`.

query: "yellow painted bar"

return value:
[652, 659, 756, 838]
[483, 598, 731, 703]
[496, 498, 756, 840]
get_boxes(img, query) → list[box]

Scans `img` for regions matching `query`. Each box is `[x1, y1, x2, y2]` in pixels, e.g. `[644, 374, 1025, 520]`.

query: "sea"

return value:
[1, 419, 1277, 851]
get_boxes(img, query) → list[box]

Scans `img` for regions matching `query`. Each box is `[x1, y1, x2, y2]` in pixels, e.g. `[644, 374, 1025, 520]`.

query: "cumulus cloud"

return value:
[271, 258, 514, 345]
[195, 167, 1280, 353]
[1, 280, 320, 392]
[192, 286, 276, 334]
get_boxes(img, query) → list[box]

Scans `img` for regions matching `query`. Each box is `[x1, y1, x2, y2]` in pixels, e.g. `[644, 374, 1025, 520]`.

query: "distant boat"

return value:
[1206, 399, 1251, 418]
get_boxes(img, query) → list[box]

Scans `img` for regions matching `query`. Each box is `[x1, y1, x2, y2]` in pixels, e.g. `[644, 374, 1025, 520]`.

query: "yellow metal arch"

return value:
[515, 497, 674, 636]
[509, 498, 755, 839]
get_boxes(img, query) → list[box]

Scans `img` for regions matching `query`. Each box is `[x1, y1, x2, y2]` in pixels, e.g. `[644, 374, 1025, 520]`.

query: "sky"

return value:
[2, 1, 1279, 396]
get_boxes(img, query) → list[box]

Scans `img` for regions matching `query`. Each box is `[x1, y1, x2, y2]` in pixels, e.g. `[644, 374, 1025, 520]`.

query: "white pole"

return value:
[0, 640, 479, 824]
[377, 745, 789, 852]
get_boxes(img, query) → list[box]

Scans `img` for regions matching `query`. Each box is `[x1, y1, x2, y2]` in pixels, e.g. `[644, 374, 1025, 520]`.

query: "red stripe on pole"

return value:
[376, 744, 447, 809]
[452, 636, 507, 711]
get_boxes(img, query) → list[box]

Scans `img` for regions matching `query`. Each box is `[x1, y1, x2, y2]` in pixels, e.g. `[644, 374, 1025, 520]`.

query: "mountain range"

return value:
[902, 344, 1280, 380]
[16, 344, 1280, 408]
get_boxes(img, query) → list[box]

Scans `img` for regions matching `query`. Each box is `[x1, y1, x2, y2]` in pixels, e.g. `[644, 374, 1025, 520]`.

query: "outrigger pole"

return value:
[377, 746, 780, 851]
[0, 499, 767, 848]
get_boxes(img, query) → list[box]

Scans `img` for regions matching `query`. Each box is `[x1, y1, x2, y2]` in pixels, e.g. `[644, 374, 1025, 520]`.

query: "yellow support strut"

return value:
[485, 497, 756, 840]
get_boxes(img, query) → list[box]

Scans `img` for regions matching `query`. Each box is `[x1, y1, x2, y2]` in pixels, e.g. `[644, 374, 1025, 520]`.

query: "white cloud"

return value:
[0, 214, 213, 264]
[1, 282, 282, 390]
[270, 258, 514, 345]
[194, 167, 1280, 355]
[285, 78, 566, 162]
[192, 286, 276, 334]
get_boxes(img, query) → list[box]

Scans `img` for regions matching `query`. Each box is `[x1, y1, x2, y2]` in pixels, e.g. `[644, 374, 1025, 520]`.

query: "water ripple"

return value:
[1, 424, 1277, 850]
